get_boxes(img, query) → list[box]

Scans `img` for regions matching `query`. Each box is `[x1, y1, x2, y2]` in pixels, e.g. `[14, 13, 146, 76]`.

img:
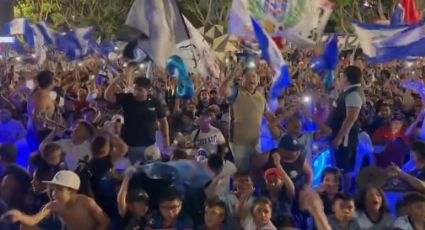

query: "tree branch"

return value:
[204, 0, 213, 26]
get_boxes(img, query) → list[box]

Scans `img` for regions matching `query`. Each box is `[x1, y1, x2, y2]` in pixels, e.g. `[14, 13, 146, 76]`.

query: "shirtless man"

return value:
[26, 70, 56, 151]
[2, 170, 110, 230]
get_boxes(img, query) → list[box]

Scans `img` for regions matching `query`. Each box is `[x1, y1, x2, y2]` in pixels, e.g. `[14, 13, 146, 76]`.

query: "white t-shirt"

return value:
[190, 126, 225, 155]
[220, 194, 255, 230]
[356, 211, 394, 230]
[393, 216, 415, 230]
[55, 139, 91, 170]
[205, 160, 237, 197]
[242, 217, 277, 230]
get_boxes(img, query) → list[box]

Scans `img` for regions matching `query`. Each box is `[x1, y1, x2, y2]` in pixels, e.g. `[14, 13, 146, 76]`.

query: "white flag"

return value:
[228, 0, 254, 39]
[228, 0, 334, 48]
[126, 0, 188, 67]
[179, 16, 218, 78]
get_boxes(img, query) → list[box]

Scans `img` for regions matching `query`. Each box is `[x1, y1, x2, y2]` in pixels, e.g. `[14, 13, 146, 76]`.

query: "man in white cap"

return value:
[2, 170, 110, 230]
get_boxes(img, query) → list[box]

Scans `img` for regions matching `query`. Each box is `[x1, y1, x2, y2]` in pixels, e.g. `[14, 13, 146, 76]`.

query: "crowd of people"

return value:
[0, 47, 424, 230]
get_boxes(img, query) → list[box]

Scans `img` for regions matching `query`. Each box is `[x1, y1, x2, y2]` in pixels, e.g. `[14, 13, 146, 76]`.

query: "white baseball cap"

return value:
[111, 114, 124, 123]
[43, 170, 81, 190]
[144, 145, 161, 163]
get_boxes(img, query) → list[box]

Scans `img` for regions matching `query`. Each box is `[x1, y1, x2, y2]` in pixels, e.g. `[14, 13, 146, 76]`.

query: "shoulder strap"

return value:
[193, 129, 201, 144]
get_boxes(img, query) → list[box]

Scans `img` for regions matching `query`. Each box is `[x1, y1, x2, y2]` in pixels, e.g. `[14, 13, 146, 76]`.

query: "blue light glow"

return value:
[312, 148, 332, 187]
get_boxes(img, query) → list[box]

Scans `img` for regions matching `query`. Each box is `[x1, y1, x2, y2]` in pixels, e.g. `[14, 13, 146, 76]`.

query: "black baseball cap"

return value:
[278, 135, 304, 152]
[126, 188, 150, 203]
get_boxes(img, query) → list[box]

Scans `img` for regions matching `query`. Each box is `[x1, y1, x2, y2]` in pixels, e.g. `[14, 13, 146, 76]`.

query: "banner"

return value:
[229, 0, 334, 48]
[321, 34, 360, 51]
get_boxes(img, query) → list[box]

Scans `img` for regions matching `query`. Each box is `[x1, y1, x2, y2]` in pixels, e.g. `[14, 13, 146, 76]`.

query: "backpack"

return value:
[75, 161, 95, 198]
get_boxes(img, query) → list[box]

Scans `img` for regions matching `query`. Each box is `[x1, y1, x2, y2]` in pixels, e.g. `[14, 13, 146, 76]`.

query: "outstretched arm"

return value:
[3, 203, 52, 227]
[117, 167, 136, 216]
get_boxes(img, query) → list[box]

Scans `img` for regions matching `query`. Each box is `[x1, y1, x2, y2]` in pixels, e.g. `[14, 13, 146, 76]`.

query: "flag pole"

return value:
[350, 43, 359, 65]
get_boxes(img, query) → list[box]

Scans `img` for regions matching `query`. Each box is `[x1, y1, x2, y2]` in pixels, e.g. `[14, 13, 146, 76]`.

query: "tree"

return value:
[177, 0, 232, 28]
[14, 0, 134, 38]
[330, 0, 425, 33]
[0, 0, 15, 31]
[10, 0, 425, 38]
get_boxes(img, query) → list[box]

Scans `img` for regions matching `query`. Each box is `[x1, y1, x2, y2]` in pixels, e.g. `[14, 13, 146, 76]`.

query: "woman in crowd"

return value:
[355, 186, 395, 229]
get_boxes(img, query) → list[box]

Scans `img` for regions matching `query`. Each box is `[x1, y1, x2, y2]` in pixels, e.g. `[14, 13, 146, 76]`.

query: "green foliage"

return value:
[14, 0, 134, 39]
[178, 0, 232, 28]
[11, 0, 425, 38]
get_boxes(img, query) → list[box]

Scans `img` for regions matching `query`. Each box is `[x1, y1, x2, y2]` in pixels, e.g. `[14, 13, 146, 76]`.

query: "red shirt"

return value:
[372, 126, 410, 167]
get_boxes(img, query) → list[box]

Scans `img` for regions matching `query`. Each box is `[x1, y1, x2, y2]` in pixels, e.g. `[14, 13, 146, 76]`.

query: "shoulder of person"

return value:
[54, 139, 71, 146]
[117, 93, 134, 101]
[392, 215, 412, 228]
[177, 212, 193, 224]
[223, 160, 237, 172]
[346, 90, 362, 98]
[147, 95, 162, 103]
[77, 194, 97, 206]
[219, 193, 236, 204]
[210, 126, 222, 132]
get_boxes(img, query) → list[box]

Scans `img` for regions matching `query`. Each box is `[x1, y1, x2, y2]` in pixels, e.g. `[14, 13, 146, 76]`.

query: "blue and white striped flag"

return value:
[391, 4, 405, 26]
[372, 22, 425, 62]
[55, 27, 94, 60]
[250, 17, 290, 100]
[352, 21, 409, 61]
[31, 24, 48, 64]
[3, 18, 35, 49]
[73, 27, 94, 56]
[34, 22, 57, 45]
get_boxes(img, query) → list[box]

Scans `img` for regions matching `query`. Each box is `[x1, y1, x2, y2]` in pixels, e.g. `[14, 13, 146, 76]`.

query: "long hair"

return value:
[355, 186, 390, 214]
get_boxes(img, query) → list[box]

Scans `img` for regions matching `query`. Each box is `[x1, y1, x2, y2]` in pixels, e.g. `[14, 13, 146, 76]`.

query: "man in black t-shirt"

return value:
[105, 68, 170, 164]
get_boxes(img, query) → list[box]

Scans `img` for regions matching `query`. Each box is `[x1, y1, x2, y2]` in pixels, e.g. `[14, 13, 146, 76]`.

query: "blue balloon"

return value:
[166, 55, 194, 100]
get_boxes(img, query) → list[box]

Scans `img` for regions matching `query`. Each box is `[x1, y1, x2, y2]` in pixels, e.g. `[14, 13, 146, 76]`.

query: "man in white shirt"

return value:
[204, 154, 237, 198]
[41, 121, 95, 170]
[190, 112, 226, 156]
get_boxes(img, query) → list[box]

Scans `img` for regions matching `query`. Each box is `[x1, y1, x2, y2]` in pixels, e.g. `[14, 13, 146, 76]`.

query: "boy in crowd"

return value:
[242, 197, 277, 230]
[145, 188, 194, 230]
[393, 193, 425, 230]
[196, 197, 230, 230]
[327, 193, 361, 230]
[261, 152, 295, 221]
[2, 170, 110, 230]
[387, 141, 425, 193]
[220, 171, 256, 230]
[317, 167, 342, 215]
[118, 167, 150, 230]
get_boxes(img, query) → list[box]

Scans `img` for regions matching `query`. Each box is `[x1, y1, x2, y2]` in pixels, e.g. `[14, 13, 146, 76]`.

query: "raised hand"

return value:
[1, 210, 23, 223]
[272, 152, 281, 167]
